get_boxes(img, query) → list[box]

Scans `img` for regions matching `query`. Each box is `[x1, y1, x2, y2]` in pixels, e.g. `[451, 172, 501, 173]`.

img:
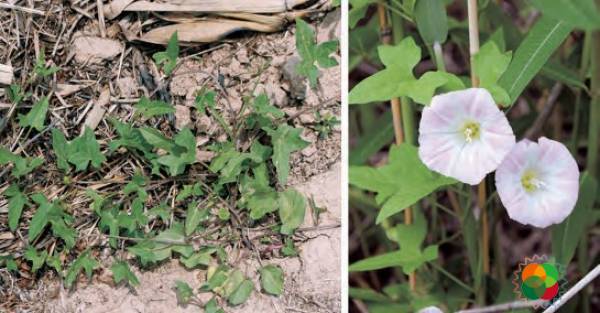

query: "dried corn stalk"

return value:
[104, 0, 313, 19]
[110, 0, 327, 44]
[0, 64, 13, 87]
[139, 18, 286, 45]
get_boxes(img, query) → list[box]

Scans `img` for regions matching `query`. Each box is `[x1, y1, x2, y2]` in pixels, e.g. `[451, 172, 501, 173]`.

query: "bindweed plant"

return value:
[0, 35, 321, 311]
[349, 0, 600, 312]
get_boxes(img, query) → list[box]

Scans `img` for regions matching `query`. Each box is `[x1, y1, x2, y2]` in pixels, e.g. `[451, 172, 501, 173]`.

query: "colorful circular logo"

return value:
[520, 262, 559, 300]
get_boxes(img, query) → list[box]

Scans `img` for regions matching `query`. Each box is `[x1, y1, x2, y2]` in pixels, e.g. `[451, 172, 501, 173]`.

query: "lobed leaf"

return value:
[350, 144, 456, 223]
[18, 96, 49, 131]
[264, 124, 309, 185]
[111, 260, 140, 286]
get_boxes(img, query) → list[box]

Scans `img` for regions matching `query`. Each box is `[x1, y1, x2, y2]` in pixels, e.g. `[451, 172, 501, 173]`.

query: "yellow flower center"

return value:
[461, 121, 480, 143]
[521, 170, 545, 192]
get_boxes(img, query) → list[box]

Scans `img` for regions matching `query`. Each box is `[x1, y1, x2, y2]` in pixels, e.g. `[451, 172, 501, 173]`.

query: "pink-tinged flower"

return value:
[418, 307, 444, 313]
[495, 137, 580, 228]
[418, 88, 515, 185]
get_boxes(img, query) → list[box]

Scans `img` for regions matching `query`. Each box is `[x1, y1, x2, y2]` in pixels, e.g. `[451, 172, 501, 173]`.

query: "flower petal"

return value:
[418, 88, 515, 185]
[495, 137, 579, 228]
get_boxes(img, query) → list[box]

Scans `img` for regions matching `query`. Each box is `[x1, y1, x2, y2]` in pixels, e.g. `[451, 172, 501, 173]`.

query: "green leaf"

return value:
[316, 40, 340, 68]
[473, 41, 512, 105]
[46, 252, 63, 274]
[201, 266, 229, 291]
[204, 298, 225, 313]
[24, 246, 47, 274]
[248, 190, 279, 220]
[174, 280, 194, 305]
[349, 0, 377, 28]
[176, 183, 203, 201]
[180, 248, 216, 269]
[34, 49, 60, 78]
[349, 111, 394, 165]
[498, 16, 573, 105]
[157, 128, 197, 176]
[252, 93, 284, 121]
[7, 84, 27, 104]
[50, 217, 77, 249]
[28, 194, 76, 248]
[139, 127, 196, 176]
[260, 265, 284, 296]
[111, 260, 140, 286]
[124, 172, 148, 200]
[108, 118, 155, 157]
[127, 240, 171, 266]
[11, 156, 43, 178]
[349, 219, 438, 274]
[194, 89, 216, 115]
[217, 207, 230, 221]
[0, 255, 18, 272]
[97, 207, 119, 248]
[138, 127, 180, 152]
[68, 127, 106, 171]
[148, 203, 171, 222]
[530, 0, 600, 30]
[51, 129, 70, 171]
[153, 32, 179, 76]
[18, 96, 49, 131]
[219, 269, 244, 297]
[350, 38, 419, 104]
[228, 279, 254, 306]
[349, 287, 390, 302]
[295, 18, 339, 87]
[278, 189, 306, 235]
[28, 193, 52, 243]
[0, 147, 15, 165]
[4, 184, 27, 231]
[414, 0, 448, 45]
[65, 250, 99, 288]
[349, 37, 464, 105]
[541, 61, 590, 92]
[349, 144, 456, 223]
[552, 172, 598, 266]
[185, 201, 205, 236]
[134, 97, 175, 118]
[128, 223, 191, 266]
[281, 237, 298, 257]
[264, 124, 310, 185]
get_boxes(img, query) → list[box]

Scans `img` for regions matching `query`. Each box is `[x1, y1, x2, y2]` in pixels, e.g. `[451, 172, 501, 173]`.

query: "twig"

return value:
[0, 2, 45, 15]
[456, 299, 547, 313]
[96, 0, 106, 38]
[542, 264, 600, 313]
[525, 83, 564, 139]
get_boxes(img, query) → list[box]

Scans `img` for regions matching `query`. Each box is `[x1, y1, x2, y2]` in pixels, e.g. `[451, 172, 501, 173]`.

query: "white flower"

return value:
[495, 137, 580, 228]
[418, 306, 444, 313]
[418, 88, 515, 185]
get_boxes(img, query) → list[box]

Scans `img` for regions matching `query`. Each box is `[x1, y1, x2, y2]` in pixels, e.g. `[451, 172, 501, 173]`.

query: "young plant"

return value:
[153, 32, 179, 76]
[295, 18, 339, 88]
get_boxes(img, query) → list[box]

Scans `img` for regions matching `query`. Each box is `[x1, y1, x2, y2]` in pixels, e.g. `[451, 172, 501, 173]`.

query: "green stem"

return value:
[430, 262, 475, 294]
[569, 31, 592, 154]
[587, 31, 600, 178]
[579, 25, 600, 313]
[433, 42, 447, 72]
